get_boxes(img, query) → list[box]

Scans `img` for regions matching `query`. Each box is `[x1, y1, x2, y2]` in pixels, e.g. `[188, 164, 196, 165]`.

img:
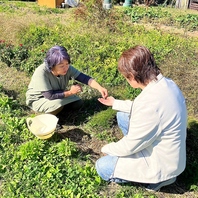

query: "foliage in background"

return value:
[0, 40, 29, 69]
[1, 23, 197, 86]
[124, 6, 171, 22]
[123, 6, 198, 31]
[0, 1, 198, 197]
[175, 14, 198, 31]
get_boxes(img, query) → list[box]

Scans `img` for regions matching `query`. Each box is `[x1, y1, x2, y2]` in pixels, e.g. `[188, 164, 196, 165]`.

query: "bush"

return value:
[0, 41, 29, 69]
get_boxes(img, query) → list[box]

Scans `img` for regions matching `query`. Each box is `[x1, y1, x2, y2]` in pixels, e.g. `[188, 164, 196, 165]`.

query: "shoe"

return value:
[145, 177, 176, 192]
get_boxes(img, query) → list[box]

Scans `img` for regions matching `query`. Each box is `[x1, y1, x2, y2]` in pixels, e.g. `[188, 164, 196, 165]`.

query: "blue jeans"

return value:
[95, 111, 130, 183]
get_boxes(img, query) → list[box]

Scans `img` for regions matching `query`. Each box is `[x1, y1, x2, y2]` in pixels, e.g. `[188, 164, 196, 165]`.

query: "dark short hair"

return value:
[118, 45, 160, 85]
[44, 46, 70, 71]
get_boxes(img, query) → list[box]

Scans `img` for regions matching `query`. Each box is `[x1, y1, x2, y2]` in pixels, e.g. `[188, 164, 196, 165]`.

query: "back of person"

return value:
[139, 75, 187, 179]
[113, 74, 187, 183]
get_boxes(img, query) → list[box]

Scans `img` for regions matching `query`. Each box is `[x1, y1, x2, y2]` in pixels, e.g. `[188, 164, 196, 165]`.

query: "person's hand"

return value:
[87, 79, 108, 98]
[70, 84, 83, 94]
[98, 96, 115, 106]
[98, 87, 108, 99]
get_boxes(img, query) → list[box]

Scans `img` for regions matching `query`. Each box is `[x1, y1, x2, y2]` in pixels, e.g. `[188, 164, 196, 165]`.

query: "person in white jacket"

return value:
[96, 45, 187, 191]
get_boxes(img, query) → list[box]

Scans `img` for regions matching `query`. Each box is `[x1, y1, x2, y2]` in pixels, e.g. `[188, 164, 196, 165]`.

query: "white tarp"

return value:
[65, 0, 79, 7]
[175, 0, 190, 9]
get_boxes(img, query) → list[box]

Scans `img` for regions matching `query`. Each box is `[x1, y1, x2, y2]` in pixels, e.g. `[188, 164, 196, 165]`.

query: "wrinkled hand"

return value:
[98, 96, 115, 106]
[98, 87, 108, 99]
[70, 84, 83, 94]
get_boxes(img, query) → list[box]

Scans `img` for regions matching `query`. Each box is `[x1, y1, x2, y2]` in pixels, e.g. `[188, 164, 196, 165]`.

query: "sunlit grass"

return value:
[0, 1, 198, 197]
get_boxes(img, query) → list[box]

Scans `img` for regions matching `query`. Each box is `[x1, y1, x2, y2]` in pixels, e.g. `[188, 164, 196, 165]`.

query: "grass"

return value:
[0, 1, 198, 197]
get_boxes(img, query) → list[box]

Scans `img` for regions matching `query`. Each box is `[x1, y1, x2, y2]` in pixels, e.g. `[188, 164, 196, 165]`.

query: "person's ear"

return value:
[127, 73, 134, 81]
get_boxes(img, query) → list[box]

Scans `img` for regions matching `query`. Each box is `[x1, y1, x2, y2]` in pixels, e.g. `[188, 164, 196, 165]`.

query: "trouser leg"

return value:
[95, 155, 118, 181]
[48, 106, 64, 115]
[116, 111, 130, 136]
[95, 155, 129, 183]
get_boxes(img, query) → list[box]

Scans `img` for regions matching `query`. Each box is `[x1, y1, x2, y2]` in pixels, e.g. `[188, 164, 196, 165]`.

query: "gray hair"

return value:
[44, 46, 70, 71]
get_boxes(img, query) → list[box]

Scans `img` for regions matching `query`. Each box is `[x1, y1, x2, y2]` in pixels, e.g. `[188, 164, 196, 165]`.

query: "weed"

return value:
[0, 1, 198, 197]
[87, 108, 116, 129]
[0, 41, 29, 69]
[123, 6, 198, 31]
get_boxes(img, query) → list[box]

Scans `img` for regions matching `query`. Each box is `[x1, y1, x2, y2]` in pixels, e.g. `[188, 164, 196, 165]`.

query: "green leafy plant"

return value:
[0, 42, 14, 66]
[175, 14, 198, 31]
[20, 47, 46, 74]
[0, 1, 198, 197]
[12, 44, 29, 68]
[0, 41, 29, 68]
[21, 25, 49, 46]
[86, 108, 116, 140]
[123, 6, 198, 31]
[123, 6, 171, 23]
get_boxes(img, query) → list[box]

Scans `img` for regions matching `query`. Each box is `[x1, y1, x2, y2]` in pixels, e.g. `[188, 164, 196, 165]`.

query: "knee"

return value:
[116, 111, 130, 122]
[95, 158, 109, 181]
[95, 155, 118, 181]
[116, 111, 122, 119]
[116, 112, 125, 125]
[116, 111, 126, 121]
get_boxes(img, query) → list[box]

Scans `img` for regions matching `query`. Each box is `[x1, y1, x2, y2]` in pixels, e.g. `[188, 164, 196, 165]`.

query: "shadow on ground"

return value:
[50, 127, 102, 162]
[57, 96, 108, 126]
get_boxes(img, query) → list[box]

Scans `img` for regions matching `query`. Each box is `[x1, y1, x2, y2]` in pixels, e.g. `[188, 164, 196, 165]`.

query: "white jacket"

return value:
[101, 74, 187, 183]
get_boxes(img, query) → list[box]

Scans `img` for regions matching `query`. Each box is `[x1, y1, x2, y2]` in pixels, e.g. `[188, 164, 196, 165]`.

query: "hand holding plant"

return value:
[70, 84, 83, 94]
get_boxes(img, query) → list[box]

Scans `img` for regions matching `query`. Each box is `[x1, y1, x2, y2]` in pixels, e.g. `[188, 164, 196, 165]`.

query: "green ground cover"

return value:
[0, 1, 198, 197]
